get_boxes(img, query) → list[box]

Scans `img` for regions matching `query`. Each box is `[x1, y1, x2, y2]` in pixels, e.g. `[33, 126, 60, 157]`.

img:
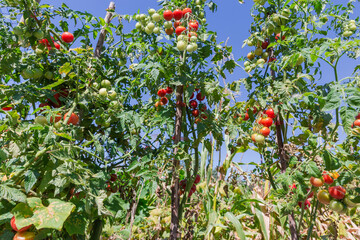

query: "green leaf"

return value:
[64, 212, 87, 235]
[0, 184, 26, 203]
[323, 150, 341, 171]
[12, 198, 75, 230]
[347, 95, 360, 108]
[59, 62, 73, 75]
[41, 79, 65, 90]
[322, 90, 341, 111]
[224, 212, 246, 240]
[24, 170, 38, 194]
[337, 171, 353, 185]
[254, 208, 269, 240]
[306, 161, 322, 177]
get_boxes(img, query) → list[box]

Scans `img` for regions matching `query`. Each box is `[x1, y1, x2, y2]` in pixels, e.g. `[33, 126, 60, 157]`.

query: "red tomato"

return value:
[260, 117, 273, 127]
[2, 106, 12, 111]
[289, 183, 297, 194]
[201, 114, 207, 120]
[54, 42, 60, 50]
[64, 112, 79, 125]
[182, 8, 192, 17]
[165, 27, 174, 35]
[192, 109, 199, 117]
[329, 186, 346, 200]
[298, 200, 310, 210]
[200, 105, 207, 111]
[190, 92, 194, 99]
[175, 26, 186, 36]
[265, 108, 275, 118]
[160, 97, 168, 105]
[11, 216, 31, 232]
[354, 119, 360, 127]
[194, 174, 200, 184]
[166, 87, 173, 94]
[50, 113, 62, 123]
[356, 113, 360, 119]
[196, 92, 205, 101]
[189, 100, 198, 109]
[157, 89, 167, 97]
[173, 9, 183, 20]
[307, 189, 314, 199]
[163, 10, 173, 21]
[260, 127, 270, 137]
[61, 32, 74, 43]
[189, 20, 199, 32]
[275, 33, 285, 41]
[323, 173, 334, 184]
[310, 176, 324, 187]
[174, 20, 181, 29]
[244, 113, 249, 121]
[261, 41, 269, 49]
[268, 57, 277, 62]
[13, 231, 35, 240]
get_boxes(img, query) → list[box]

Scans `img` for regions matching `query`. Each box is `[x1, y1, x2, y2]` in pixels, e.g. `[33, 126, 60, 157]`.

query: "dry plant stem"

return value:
[94, 2, 116, 58]
[170, 85, 184, 240]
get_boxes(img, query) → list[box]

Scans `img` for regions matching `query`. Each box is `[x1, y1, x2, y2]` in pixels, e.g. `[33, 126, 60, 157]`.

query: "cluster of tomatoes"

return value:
[10, 216, 34, 240]
[179, 174, 200, 198]
[134, 7, 200, 53]
[37, 32, 74, 52]
[342, 20, 357, 37]
[246, 108, 276, 144]
[155, 87, 173, 108]
[106, 173, 119, 194]
[351, 112, 360, 129]
[309, 172, 358, 214]
[188, 90, 207, 124]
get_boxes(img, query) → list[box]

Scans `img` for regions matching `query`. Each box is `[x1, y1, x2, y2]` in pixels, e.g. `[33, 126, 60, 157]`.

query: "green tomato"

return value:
[33, 68, 43, 79]
[33, 30, 44, 39]
[164, 21, 172, 29]
[244, 66, 252, 72]
[54, 122, 62, 129]
[152, 13, 161, 22]
[135, 15, 141, 21]
[135, 22, 142, 30]
[190, 36, 197, 42]
[13, 26, 23, 36]
[254, 47, 263, 56]
[349, 24, 357, 31]
[92, 82, 100, 89]
[187, 43, 195, 53]
[177, 40, 187, 51]
[262, 52, 269, 60]
[99, 88, 108, 97]
[35, 48, 44, 55]
[108, 90, 117, 100]
[343, 31, 353, 37]
[282, 9, 291, 18]
[140, 14, 146, 21]
[257, 59, 266, 65]
[148, 8, 156, 15]
[244, 61, 250, 67]
[145, 27, 153, 34]
[147, 22, 155, 30]
[109, 101, 120, 109]
[329, 200, 344, 213]
[255, 134, 265, 144]
[317, 190, 331, 205]
[153, 27, 160, 34]
[21, 69, 34, 79]
[35, 116, 48, 125]
[101, 79, 111, 89]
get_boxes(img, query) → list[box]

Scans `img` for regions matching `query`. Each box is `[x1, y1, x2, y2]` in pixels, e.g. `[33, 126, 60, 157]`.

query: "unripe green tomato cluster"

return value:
[135, 9, 162, 35]
[342, 20, 356, 37]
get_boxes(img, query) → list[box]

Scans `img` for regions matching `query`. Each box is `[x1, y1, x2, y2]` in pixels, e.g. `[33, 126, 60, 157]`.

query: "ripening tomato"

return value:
[251, 134, 257, 142]
[53, 42, 60, 50]
[11, 216, 31, 232]
[175, 26, 186, 36]
[317, 190, 331, 204]
[194, 118, 201, 124]
[160, 97, 168, 105]
[13, 231, 35, 240]
[329, 172, 340, 179]
[154, 101, 161, 108]
[157, 89, 167, 97]
[192, 109, 199, 117]
[165, 27, 174, 35]
[329, 186, 346, 200]
[196, 92, 205, 101]
[190, 100, 198, 109]
[310, 176, 324, 187]
[265, 108, 275, 118]
[64, 112, 79, 125]
[323, 173, 334, 184]
[354, 119, 360, 127]
[166, 87, 173, 94]
[163, 10, 173, 21]
[61, 32, 74, 43]
[298, 200, 310, 210]
[173, 9, 183, 20]
[189, 20, 199, 31]
[260, 127, 270, 137]
[260, 117, 273, 127]
[182, 8, 192, 17]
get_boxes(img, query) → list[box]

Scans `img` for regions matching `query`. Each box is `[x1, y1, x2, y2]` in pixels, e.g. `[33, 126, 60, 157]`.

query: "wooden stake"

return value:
[94, 2, 116, 58]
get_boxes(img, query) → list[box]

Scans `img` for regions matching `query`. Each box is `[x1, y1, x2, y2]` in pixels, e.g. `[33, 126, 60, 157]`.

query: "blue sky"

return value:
[40, 0, 360, 171]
